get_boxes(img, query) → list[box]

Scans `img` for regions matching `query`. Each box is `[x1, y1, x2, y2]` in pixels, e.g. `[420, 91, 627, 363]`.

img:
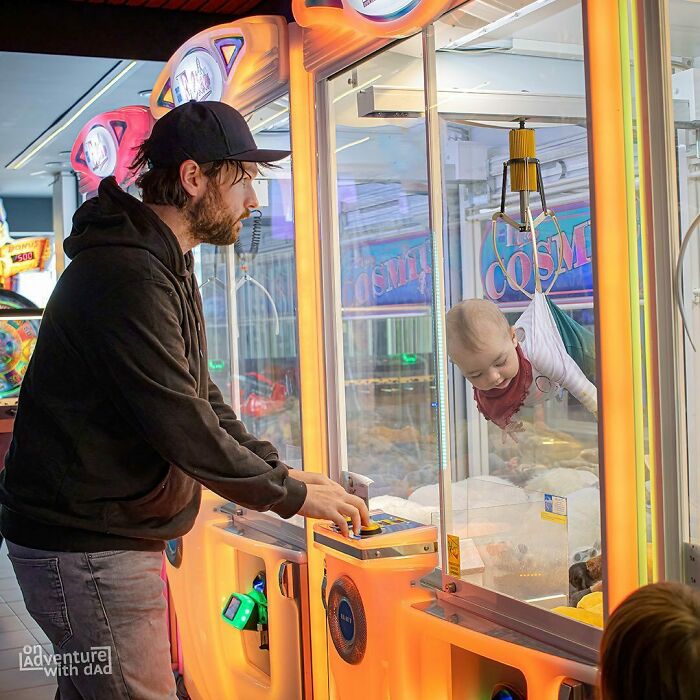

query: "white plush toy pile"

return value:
[369, 469, 601, 568]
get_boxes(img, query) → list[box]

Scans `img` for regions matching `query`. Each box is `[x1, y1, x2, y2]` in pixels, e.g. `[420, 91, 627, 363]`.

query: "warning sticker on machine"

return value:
[447, 534, 461, 578]
[542, 494, 568, 524]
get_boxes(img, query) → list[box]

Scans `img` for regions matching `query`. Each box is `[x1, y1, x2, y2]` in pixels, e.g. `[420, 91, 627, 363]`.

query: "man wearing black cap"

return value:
[0, 101, 369, 699]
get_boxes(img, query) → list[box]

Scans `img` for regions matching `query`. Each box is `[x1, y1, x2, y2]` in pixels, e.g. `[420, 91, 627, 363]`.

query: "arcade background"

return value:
[0, 3, 294, 697]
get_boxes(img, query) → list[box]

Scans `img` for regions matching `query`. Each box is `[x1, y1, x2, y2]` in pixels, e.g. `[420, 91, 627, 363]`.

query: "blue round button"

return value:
[338, 598, 355, 643]
[492, 691, 514, 700]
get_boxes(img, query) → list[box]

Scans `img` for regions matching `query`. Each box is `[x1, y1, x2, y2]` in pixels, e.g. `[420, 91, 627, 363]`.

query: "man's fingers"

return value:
[337, 501, 363, 536]
[345, 493, 371, 526]
[333, 512, 350, 538]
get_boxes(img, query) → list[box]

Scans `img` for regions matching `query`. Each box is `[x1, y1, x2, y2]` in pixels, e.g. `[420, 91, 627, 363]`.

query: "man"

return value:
[0, 101, 369, 699]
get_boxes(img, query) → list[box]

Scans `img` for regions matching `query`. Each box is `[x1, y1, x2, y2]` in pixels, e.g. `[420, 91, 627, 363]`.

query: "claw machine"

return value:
[289, 0, 663, 697]
[151, 16, 313, 700]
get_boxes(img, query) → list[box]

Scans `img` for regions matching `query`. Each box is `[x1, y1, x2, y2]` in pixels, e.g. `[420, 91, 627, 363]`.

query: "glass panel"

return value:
[237, 96, 302, 466]
[433, 0, 602, 622]
[194, 244, 233, 404]
[194, 97, 301, 467]
[328, 36, 439, 497]
[669, 1, 700, 544]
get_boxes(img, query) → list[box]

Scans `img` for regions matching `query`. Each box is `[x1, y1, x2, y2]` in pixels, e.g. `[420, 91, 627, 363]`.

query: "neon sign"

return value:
[293, 0, 453, 37]
[481, 203, 593, 304]
[341, 233, 432, 310]
[71, 107, 154, 195]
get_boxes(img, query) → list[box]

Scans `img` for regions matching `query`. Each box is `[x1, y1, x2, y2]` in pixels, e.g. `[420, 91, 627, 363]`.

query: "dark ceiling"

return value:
[70, 0, 265, 12]
[0, 0, 293, 61]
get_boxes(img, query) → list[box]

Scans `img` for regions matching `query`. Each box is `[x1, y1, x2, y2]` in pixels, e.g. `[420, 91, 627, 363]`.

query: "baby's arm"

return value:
[554, 345, 598, 414]
[523, 333, 597, 413]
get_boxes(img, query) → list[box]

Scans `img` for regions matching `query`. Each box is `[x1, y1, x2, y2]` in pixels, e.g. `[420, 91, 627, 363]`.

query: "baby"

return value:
[446, 297, 597, 436]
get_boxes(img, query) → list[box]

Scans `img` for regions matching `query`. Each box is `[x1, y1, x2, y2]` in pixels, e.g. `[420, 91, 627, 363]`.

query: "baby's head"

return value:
[446, 299, 519, 392]
[600, 582, 700, 700]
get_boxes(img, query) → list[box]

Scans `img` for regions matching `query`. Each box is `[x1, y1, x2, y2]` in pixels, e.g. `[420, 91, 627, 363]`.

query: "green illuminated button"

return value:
[221, 593, 257, 631]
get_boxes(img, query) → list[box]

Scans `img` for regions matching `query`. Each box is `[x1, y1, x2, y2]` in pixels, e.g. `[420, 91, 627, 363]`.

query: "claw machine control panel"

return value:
[313, 512, 439, 699]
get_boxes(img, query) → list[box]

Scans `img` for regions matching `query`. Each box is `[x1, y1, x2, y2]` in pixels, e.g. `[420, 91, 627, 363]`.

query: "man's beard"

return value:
[184, 181, 243, 247]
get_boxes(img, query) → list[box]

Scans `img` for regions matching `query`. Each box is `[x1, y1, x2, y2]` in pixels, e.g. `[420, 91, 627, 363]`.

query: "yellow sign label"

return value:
[541, 512, 568, 524]
[447, 534, 461, 577]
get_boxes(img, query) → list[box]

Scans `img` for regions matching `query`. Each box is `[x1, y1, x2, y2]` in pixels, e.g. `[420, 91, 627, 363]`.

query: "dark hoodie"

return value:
[0, 177, 306, 552]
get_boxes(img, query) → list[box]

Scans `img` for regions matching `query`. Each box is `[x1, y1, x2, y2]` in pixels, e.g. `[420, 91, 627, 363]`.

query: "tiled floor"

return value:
[0, 545, 57, 699]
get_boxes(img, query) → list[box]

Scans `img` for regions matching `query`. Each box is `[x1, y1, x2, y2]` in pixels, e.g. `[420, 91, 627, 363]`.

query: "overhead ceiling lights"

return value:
[6, 60, 139, 171]
[444, 0, 560, 50]
[249, 107, 289, 134]
[335, 136, 370, 154]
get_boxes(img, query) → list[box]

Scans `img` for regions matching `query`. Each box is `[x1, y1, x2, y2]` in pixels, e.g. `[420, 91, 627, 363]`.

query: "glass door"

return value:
[431, 0, 604, 631]
[325, 35, 440, 503]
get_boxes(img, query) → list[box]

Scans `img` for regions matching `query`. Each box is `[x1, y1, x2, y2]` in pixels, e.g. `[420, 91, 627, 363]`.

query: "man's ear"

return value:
[179, 160, 205, 198]
[511, 326, 518, 346]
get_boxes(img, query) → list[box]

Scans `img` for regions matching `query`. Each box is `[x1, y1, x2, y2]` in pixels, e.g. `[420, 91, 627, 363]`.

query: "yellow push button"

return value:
[359, 522, 382, 536]
[344, 517, 382, 536]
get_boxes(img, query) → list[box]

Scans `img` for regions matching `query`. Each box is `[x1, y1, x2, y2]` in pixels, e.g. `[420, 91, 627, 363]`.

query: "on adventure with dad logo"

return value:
[19, 644, 112, 678]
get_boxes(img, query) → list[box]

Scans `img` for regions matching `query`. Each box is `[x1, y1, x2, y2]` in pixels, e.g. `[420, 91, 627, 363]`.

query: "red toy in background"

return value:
[70, 106, 154, 195]
[238, 372, 287, 418]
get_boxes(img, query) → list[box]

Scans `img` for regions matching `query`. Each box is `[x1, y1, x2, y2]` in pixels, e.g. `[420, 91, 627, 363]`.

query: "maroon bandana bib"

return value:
[473, 345, 532, 429]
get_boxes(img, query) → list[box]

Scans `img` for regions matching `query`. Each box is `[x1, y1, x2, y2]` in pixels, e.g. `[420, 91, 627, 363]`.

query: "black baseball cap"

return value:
[145, 100, 290, 168]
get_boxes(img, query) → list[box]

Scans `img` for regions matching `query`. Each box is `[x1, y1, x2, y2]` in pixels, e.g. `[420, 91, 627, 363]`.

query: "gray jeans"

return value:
[6, 541, 177, 699]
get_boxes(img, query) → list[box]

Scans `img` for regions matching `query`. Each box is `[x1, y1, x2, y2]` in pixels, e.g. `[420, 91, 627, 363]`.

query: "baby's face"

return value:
[451, 329, 520, 392]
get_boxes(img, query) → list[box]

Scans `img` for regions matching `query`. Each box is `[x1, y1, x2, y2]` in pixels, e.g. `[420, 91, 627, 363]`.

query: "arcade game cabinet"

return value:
[0, 201, 51, 463]
[151, 16, 313, 700]
[285, 0, 664, 696]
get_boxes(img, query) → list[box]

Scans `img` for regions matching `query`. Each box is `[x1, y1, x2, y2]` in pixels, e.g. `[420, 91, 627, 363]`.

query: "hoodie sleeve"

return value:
[81, 279, 307, 519]
[207, 377, 281, 463]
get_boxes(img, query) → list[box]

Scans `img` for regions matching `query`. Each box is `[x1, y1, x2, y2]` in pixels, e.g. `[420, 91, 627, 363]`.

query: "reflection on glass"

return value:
[350, 0, 604, 626]
[194, 96, 302, 466]
[670, 1, 700, 545]
[329, 35, 439, 498]
[237, 96, 302, 465]
[194, 244, 233, 403]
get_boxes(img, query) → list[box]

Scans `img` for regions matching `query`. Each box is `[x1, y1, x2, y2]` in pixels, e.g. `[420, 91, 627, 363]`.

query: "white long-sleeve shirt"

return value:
[514, 292, 598, 414]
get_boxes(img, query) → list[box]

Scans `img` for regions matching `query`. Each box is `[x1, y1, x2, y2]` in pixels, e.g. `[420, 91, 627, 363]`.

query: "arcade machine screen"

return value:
[0, 290, 40, 400]
[0, 201, 52, 457]
[0, 202, 50, 402]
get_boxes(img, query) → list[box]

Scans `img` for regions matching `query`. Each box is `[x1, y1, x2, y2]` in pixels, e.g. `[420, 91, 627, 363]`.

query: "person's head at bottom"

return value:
[130, 100, 289, 251]
[599, 582, 700, 700]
